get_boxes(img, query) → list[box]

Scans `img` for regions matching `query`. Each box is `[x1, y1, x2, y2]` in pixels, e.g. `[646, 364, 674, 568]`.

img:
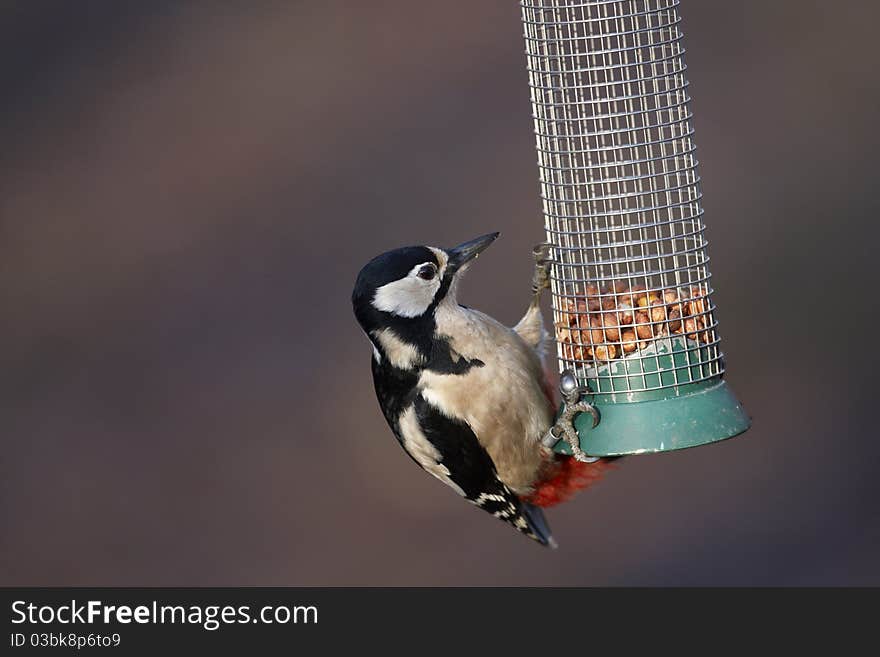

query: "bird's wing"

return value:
[512, 303, 551, 356]
[395, 393, 555, 547]
[510, 305, 557, 410]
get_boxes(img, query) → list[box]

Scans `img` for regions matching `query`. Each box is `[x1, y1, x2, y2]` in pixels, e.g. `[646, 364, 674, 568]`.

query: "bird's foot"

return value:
[542, 371, 601, 463]
[531, 242, 553, 298]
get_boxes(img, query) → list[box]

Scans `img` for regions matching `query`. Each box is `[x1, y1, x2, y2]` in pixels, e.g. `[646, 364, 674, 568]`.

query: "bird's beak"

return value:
[446, 232, 499, 273]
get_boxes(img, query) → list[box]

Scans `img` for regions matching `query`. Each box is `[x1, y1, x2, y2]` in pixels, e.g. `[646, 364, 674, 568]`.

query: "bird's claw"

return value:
[533, 241, 552, 262]
[531, 242, 553, 296]
[543, 371, 601, 463]
[570, 400, 601, 429]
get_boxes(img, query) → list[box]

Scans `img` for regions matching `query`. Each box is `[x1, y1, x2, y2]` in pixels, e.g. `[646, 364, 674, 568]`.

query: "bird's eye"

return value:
[417, 264, 437, 280]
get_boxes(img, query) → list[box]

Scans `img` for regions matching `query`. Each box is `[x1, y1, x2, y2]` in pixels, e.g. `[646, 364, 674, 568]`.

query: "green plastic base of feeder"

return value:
[553, 337, 751, 457]
[554, 377, 751, 457]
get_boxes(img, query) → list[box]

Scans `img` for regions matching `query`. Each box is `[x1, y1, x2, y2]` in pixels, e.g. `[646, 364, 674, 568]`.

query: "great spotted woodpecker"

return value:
[352, 233, 614, 547]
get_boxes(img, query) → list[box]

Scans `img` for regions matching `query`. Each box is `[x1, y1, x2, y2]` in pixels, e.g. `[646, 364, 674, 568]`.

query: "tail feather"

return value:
[522, 502, 557, 549]
[470, 486, 556, 547]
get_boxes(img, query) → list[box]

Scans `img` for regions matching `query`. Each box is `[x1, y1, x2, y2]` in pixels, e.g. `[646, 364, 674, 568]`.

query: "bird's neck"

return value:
[371, 304, 485, 379]
[371, 326, 429, 371]
[367, 310, 434, 371]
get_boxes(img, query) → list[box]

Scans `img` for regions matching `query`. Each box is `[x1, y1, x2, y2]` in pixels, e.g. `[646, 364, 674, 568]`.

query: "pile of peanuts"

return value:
[556, 282, 713, 363]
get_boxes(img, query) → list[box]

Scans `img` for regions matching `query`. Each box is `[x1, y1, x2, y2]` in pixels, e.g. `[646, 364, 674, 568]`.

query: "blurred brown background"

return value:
[2, 1, 878, 586]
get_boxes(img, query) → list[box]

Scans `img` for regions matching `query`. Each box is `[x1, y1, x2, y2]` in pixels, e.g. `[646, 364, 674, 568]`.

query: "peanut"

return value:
[593, 343, 617, 362]
[628, 284, 648, 307]
[621, 329, 637, 353]
[602, 312, 620, 341]
[650, 300, 667, 323]
[555, 322, 570, 337]
[635, 311, 653, 340]
[667, 308, 682, 332]
[637, 292, 661, 308]
[588, 316, 606, 345]
[689, 287, 708, 316]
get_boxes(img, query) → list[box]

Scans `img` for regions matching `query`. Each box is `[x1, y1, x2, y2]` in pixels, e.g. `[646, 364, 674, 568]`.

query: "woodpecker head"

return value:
[352, 232, 499, 348]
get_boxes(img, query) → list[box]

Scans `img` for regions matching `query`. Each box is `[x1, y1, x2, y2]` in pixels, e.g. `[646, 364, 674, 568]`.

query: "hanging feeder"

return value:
[521, 0, 750, 456]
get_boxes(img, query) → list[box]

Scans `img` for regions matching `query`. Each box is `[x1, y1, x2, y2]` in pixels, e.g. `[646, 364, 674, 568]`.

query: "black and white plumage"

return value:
[352, 233, 559, 546]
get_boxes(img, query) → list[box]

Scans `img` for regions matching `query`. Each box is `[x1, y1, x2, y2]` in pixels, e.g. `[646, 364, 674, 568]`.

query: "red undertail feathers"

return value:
[525, 455, 617, 508]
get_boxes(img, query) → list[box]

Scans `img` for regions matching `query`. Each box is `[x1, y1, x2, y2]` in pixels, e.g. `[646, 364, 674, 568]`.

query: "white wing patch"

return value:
[397, 405, 465, 496]
[371, 328, 425, 370]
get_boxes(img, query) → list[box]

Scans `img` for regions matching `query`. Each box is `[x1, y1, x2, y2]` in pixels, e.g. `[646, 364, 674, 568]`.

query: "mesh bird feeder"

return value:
[521, 0, 750, 456]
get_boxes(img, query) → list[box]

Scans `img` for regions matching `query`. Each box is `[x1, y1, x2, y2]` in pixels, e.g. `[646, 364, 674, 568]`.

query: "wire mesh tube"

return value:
[521, 0, 724, 396]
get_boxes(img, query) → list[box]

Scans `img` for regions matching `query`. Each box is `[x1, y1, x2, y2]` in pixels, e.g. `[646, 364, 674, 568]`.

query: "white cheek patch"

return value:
[371, 263, 441, 318]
